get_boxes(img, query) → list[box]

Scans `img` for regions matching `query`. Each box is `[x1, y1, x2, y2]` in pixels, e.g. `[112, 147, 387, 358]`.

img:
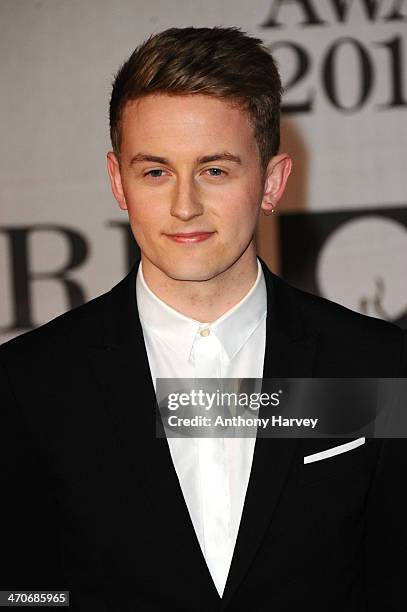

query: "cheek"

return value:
[124, 208, 156, 250]
[218, 191, 259, 231]
[125, 196, 159, 233]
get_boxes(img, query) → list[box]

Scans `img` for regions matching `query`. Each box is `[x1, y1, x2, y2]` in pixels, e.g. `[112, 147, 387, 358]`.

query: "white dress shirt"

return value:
[136, 259, 267, 597]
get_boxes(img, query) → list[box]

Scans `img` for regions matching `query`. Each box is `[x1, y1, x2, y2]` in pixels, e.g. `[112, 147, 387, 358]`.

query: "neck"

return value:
[141, 245, 259, 323]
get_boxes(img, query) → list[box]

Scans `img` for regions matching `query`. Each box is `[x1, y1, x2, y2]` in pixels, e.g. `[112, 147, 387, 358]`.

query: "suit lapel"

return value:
[87, 261, 221, 605]
[220, 259, 317, 608]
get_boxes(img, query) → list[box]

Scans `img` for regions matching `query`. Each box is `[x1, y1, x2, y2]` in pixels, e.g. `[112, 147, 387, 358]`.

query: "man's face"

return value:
[107, 93, 289, 281]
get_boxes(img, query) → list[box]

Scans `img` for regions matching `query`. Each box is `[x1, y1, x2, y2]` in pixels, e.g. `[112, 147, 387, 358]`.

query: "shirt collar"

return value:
[136, 258, 267, 362]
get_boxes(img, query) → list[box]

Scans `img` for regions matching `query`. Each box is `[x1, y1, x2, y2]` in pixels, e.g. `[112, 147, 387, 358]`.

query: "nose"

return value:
[170, 175, 204, 222]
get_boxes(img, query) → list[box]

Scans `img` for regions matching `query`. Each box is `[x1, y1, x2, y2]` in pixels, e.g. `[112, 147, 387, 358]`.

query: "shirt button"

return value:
[199, 327, 210, 337]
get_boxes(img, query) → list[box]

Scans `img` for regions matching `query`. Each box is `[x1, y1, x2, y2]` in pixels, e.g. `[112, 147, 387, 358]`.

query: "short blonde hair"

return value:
[109, 26, 283, 170]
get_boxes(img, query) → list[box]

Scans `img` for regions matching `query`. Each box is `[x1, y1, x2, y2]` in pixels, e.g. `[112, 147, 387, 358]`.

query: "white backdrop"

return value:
[1, 0, 406, 342]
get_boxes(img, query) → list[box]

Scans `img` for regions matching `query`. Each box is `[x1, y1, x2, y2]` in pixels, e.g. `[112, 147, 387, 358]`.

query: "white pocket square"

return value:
[304, 437, 366, 464]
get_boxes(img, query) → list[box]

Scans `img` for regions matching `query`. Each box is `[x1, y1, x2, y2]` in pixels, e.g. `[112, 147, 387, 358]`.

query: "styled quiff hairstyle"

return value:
[109, 26, 282, 170]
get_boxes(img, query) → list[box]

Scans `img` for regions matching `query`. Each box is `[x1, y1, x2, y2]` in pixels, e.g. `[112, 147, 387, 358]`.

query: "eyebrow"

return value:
[129, 151, 242, 166]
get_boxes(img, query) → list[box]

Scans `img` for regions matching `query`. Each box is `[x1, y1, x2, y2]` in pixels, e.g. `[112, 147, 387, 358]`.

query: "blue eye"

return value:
[207, 168, 225, 176]
[146, 169, 164, 178]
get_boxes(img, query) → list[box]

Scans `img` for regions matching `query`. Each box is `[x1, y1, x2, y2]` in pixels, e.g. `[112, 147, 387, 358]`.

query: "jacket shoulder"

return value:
[286, 279, 397, 334]
[272, 274, 407, 374]
[0, 289, 110, 361]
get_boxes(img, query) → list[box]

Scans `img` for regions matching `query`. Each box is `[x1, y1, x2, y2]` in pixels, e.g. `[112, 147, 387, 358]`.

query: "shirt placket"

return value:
[192, 326, 233, 597]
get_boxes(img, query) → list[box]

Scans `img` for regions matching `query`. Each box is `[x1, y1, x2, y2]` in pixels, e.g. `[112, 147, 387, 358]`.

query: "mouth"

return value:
[164, 231, 215, 244]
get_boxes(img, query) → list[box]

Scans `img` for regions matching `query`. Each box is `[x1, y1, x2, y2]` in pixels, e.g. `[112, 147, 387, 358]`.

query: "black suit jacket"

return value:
[1, 257, 406, 611]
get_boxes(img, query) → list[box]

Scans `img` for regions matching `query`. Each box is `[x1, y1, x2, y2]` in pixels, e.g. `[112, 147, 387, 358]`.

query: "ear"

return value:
[106, 151, 128, 211]
[261, 153, 292, 215]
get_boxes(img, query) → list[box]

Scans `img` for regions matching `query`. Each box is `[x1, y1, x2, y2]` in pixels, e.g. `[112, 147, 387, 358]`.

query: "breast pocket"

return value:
[300, 437, 372, 485]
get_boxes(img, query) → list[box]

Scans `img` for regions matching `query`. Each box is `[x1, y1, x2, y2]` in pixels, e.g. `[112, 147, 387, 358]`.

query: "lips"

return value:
[165, 231, 215, 244]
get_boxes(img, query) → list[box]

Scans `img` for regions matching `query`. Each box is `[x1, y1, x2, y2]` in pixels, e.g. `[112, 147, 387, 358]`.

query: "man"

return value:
[0, 26, 406, 611]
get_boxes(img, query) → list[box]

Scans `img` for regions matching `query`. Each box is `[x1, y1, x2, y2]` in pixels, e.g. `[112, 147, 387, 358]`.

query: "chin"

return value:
[159, 259, 225, 283]
[163, 267, 219, 283]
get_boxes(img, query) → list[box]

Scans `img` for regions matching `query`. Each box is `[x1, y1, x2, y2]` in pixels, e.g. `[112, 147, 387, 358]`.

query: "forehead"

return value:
[120, 93, 257, 154]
